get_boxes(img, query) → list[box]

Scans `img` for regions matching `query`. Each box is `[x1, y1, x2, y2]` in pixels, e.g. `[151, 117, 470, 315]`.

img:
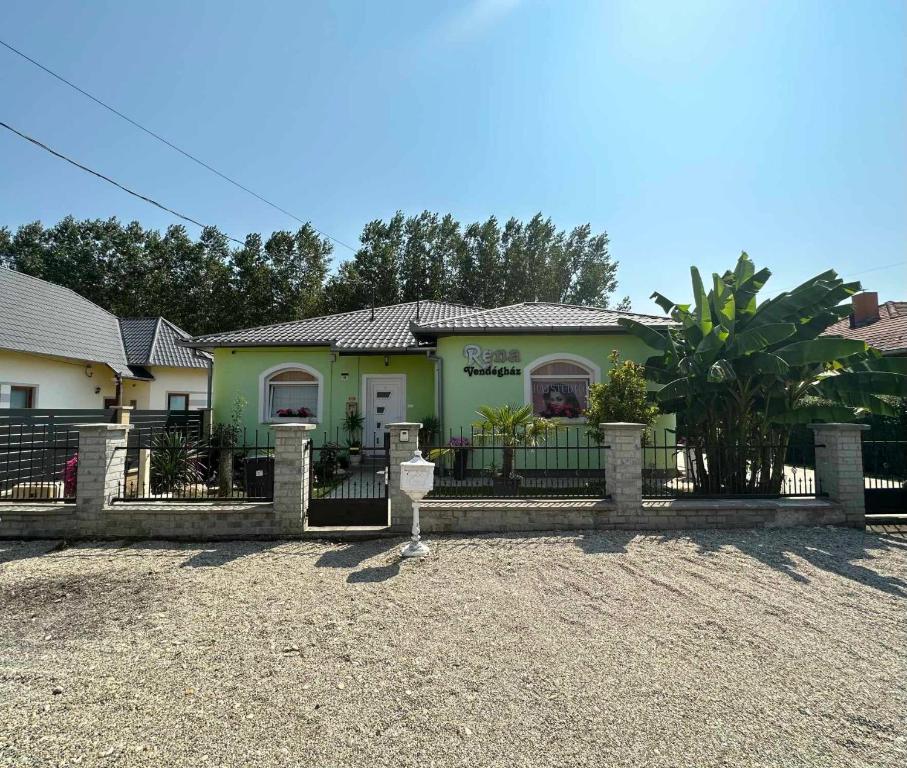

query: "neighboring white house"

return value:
[0, 268, 211, 411]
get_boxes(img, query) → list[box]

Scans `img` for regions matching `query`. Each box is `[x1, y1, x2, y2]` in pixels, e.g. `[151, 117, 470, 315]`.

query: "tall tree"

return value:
[1, 210, 625, 331]
[399, 211, 440, 302]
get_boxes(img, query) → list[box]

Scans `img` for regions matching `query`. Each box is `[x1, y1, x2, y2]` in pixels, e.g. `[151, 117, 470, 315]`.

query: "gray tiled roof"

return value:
[412, 302, 672, 334]
[0, 268, 131, 376]
[120, 317, 211, 368]
[189, 301, 480, 351]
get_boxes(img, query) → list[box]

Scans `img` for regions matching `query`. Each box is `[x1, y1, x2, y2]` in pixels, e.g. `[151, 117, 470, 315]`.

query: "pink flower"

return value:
[63, 453, 79, 496]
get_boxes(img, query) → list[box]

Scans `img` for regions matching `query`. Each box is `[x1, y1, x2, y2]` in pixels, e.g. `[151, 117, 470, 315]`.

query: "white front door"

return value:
[363, 375, 406, 450]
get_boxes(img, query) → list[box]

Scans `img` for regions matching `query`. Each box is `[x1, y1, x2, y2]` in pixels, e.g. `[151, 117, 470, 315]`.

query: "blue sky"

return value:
[2, 0, 905, 310]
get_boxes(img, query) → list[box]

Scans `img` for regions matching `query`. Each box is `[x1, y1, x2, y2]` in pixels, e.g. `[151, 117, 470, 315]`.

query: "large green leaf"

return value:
[616, 318, 668, 351]
[734, 267, 772, 318]
[768, 404, 859, 424]
[733, 252, 754, 284]
[751, 285, 836, 327]
[707, 359, 736, 383]
[817, 391, 899, 417]
[693, 325, 729, 368]
[730, 323, 796, 356]
[658, 376, 694, 402]
[690, 266, 713, 335]
[649, 291, 677, 315]
[857, 356, 907, 374]
[776, 337, 867, 365]
[734, 352, 790, 377]
[711, 273, 735, 330]
[793, 305, 853, 341]
[814, 371, 907, 398]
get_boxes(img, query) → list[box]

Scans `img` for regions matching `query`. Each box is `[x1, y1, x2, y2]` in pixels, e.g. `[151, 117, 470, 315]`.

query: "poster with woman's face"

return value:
[532, 379, 588, 419]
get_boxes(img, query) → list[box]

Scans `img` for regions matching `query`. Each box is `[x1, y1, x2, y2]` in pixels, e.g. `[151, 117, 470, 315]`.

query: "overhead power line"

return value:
[763, 260, 907, 298]
[0, 38, 358, 253]
[0, 120, 246, 245]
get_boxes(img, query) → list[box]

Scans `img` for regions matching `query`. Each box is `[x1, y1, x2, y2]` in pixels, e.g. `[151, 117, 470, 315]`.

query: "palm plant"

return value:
[342, 410, 365, 447]
[619, 253, 907, 493]
[472, 404, 555, 483]
[151, 431, 204, 494]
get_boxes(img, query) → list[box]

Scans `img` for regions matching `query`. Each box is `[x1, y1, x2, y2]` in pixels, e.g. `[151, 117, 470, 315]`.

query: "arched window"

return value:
[260, 365, 322, 421]
[525, 355, 599, 420]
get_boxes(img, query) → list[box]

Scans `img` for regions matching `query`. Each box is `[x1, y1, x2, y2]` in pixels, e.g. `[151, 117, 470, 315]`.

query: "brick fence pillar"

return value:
[75, 423, 131, 532]
[809, 423, 869, 528]
[272, 423, 315, 532]
[601, 422, 645, 515]
[388, 423, 421, 532]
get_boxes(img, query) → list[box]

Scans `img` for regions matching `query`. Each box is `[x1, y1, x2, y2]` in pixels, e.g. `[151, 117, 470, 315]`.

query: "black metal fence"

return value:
[642, 430, 821, 498]
[114, 424, 274, 502]
[425, 426, 608, 498]
[0, 421, 79, 502]
[307, 430, 389, 526]
[0, 409, 208, 504]
[863, 438, 906, 515]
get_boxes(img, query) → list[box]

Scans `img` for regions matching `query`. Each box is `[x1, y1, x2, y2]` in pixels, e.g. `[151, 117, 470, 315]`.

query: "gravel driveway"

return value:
[1, 527, 905, 767]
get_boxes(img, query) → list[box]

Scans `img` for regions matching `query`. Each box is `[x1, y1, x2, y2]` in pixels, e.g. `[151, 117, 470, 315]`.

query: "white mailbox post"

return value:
[399, 450, 435, 558]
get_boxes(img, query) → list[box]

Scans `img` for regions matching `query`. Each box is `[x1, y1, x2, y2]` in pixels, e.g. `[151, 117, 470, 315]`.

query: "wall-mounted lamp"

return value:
[84, 364, 94, 378]
[384, 355, 390, 367]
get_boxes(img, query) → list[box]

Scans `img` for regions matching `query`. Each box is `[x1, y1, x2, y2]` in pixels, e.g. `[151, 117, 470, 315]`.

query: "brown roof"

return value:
[822, 301, 907, 354]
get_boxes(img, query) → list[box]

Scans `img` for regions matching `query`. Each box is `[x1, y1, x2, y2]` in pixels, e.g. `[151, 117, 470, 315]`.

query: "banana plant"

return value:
[619, 253, 907, 493]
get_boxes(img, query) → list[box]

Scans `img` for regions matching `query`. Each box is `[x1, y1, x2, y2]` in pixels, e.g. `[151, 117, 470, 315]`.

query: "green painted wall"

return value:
[435, 333, 675, 468]
[209, 332, 675, 466]
[211, 346, 436, 444]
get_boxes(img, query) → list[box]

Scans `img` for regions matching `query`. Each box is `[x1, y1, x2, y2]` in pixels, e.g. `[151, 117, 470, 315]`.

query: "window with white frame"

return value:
[528, 360, 593, 419]
[9, 385, 36, 409]
[266, 369, 319, 419]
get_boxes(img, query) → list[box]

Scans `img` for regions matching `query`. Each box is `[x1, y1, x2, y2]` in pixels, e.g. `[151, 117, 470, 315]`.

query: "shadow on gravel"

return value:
[0, 540, 66, 567]
[346, 560, 402, 584]
[675, 528, 907, 597]
[314, 539, 400, 570]
[574, 532, 637, 555]
[180, 541, 283, 568]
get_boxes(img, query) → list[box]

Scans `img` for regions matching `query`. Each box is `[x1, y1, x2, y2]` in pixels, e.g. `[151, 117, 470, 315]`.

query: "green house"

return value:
[188, 301, 674, 448]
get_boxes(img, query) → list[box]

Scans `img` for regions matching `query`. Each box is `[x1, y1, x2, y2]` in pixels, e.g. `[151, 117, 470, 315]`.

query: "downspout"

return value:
[428, 350, 443, 440]
[206, 359, 214, 420]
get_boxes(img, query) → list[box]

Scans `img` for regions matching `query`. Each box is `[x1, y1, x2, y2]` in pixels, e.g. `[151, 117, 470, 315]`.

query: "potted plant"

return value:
[449, 436, 470, 480]
[342, 409, 365, 466]
[419, 416, 441, 447]
[275, 407, 313, 418]
[472, 404, 555, 496]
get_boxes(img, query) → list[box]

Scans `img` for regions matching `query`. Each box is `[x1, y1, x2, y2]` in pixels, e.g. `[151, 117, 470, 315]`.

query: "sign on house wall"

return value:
[530, 379, 588, 418]
[462, 344, 522, 378]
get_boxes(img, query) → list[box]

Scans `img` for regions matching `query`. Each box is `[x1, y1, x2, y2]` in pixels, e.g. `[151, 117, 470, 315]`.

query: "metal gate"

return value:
[863, 438, 907, 517]
[307, 435, 390, 526]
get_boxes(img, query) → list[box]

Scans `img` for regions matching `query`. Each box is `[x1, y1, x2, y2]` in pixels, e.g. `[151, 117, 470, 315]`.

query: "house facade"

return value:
[190, 301, 675, 446]
[0, 268, 210, 411]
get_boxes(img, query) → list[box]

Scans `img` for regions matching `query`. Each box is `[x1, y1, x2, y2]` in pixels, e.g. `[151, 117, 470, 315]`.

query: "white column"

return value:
[75, 423, 132, 529]
[272, 423, 316, 531]
[809, 423, 869, 528]
[601, 422, 645, 514]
